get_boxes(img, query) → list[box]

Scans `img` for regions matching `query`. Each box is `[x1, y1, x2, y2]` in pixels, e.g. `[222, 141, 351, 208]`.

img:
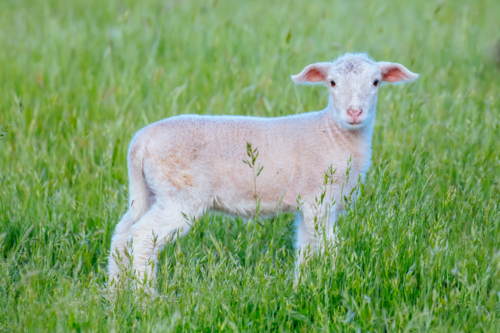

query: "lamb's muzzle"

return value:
[107, 53, 419, 292]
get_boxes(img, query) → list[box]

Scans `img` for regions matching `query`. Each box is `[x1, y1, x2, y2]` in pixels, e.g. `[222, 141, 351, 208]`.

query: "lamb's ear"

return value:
[291, 62, 332, 85]
[378, 62, 419, 84]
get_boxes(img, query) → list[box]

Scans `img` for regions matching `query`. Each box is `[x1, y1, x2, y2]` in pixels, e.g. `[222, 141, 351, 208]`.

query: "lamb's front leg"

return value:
[294, 203, 339, 285]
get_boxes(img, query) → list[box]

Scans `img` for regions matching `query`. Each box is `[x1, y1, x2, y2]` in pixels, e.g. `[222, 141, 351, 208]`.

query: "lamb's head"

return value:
[291, 53, 419, 129]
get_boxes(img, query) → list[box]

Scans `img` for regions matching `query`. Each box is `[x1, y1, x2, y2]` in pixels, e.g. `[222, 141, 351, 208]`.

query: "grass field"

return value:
[1, 0, 500, 331]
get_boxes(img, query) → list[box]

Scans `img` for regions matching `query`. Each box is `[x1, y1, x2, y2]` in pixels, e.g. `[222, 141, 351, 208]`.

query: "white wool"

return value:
[108, 53, 419, 289]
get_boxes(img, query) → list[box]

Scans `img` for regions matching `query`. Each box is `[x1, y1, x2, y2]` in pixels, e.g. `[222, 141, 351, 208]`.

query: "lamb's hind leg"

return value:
[108, 212, 133, 284]
[127, 202, 196, 293]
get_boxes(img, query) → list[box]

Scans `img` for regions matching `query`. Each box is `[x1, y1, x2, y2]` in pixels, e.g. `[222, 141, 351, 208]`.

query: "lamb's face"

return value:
[326, 59, 381, 129]
[291, 53, 419, 130]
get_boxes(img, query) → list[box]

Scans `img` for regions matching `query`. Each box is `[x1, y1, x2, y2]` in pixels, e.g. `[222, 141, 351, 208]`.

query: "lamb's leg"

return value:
[294, 203, 339, 285]
[108, 212, 133, 284]
[323, 209, 340, 255]
[294, 204, 317, 279]
[128, 203, 193, 294]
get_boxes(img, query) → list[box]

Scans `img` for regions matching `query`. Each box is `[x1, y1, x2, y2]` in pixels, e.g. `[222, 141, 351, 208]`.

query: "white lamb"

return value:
[108, 53, 418, 290]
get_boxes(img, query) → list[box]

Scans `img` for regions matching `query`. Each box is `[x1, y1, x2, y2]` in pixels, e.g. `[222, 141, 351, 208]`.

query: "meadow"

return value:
[1, 0, 500, 331]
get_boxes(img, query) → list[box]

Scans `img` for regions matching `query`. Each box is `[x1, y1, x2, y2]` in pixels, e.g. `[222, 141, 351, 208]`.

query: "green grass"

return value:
[1, 0, 500, 331]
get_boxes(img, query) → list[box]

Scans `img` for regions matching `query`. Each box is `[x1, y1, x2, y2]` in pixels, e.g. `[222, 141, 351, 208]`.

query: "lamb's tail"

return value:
[128, 138, 148, 223]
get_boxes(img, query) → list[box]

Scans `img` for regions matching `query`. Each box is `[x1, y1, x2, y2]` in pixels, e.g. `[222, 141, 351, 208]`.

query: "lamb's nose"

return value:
[347, 108, 363, 117]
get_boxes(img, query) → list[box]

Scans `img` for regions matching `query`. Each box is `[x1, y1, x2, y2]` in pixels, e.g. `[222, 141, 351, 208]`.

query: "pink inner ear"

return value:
[382, 67, 408, 82]
[305, 69, 325, 82]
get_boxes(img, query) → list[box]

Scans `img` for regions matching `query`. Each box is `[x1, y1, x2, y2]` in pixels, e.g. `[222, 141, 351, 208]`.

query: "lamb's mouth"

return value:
[347, 121, 363, 126]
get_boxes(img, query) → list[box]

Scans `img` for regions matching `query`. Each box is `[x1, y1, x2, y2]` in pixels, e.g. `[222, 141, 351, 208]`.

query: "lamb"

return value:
[107, 53, 419, 291]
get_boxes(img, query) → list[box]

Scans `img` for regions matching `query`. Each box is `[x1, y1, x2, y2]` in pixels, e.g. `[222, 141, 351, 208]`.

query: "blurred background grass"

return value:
[0, 0, 499, 331]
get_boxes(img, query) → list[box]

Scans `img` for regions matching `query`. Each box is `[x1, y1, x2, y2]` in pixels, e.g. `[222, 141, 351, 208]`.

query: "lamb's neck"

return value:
[322, 110, 374, 145]
[321, 110, 375, 174]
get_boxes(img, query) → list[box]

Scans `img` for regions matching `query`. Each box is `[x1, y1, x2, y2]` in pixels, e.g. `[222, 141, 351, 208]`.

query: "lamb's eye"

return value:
[330, 80, 336, 87]
[373, 79, 379, 86]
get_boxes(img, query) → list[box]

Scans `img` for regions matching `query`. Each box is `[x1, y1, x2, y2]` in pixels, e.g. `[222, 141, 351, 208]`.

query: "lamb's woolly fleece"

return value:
[108, 53, 418, 289]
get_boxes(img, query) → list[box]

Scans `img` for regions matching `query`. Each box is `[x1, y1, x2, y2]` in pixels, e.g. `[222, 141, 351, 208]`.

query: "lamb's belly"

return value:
[211, 194, 289, 218]
[211, 174, 296, 217]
